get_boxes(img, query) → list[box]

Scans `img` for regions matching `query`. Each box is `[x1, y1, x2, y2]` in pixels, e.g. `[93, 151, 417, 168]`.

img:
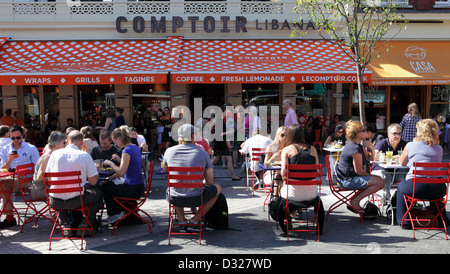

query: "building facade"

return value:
[0, 0, 449, 145]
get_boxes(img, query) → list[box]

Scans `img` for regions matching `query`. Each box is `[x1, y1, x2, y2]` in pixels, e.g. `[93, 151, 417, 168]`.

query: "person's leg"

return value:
[396, 179, 413, 226]
[225, 155, 240, 179]
[192, 184, 222, 223]
[350, 175, 385, 210]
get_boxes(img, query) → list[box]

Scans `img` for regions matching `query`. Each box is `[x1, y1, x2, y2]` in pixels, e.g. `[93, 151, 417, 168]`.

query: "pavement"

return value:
[1, 152, 450, 257]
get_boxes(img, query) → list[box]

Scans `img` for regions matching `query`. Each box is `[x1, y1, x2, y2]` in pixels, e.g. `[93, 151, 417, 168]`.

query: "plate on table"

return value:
[272, 161, 282, 166]
[0, 169, 8, 172]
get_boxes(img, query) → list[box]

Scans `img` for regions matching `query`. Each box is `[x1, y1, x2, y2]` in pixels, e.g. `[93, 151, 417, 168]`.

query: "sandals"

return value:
[347, 205, 365, 214]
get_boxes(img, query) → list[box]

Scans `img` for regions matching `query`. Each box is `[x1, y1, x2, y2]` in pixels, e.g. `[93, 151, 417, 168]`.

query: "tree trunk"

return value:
[356, 64, 366, 126]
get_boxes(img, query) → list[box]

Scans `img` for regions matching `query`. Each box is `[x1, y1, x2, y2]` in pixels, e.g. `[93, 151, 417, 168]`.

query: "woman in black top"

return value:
[335, 120, 384, 214]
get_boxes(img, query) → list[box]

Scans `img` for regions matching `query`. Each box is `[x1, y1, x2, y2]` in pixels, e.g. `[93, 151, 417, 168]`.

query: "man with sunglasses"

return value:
[0, 125, 40, 229]
[371, 123, 408, 205]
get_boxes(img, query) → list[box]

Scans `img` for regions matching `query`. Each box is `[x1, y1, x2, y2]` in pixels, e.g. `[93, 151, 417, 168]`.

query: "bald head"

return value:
[67, 130, 84, 149]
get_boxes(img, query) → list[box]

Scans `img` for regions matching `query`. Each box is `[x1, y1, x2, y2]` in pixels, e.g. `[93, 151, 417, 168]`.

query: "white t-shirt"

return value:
[239, 134, 273, 171]
[46, 144, 98, 200]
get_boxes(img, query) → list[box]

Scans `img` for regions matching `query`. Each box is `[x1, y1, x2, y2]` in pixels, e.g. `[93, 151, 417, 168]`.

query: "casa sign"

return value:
[116, 16, 317, 34]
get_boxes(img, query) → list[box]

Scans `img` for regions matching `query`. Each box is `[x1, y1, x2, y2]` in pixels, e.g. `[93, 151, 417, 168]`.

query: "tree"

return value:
[293, 0, 406, 124]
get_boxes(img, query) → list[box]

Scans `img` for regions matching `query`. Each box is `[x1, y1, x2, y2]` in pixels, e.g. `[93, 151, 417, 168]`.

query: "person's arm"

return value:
[352, 152, 370, 176]
[281, 147, 289, 180]
[204, 167, 214, 185]
[104, 152, 130, 178]
[324, 136, 332, 147]
[399, 147, 408, 166]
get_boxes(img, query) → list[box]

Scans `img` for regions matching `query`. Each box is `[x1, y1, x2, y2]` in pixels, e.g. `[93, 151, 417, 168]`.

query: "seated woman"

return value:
[335, 120, 385, 216]
[31, 131, 67, 200]
[323, 124, 346, 148]
[396, 119, 450, 228]
[280, 124, 319, 203]
[263, 126, 287, 197]
[102, 126, 144, 225]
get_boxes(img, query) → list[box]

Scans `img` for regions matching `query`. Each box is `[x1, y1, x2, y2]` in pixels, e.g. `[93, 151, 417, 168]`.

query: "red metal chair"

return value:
[311, 129, 322, 153]
[325, 155, 364, 223]
[401, 162, 450, 240]
[43, 170, 94, 250]
[110, 161, 156, 234]
[284, 163, 323, 242]
[16, 163, 53, 233]
[167, 166, 205, 245]
[246, 147, 266, 195]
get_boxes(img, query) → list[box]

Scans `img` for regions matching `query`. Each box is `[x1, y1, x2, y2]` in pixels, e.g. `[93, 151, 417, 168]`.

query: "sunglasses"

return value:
[281, 134, 287, 137]
[390, 132, 402, 136]
[10, 136, 22, 140]
[336, 130, 344, 134]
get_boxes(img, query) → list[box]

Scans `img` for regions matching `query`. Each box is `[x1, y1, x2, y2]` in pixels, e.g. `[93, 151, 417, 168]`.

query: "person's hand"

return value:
[111, 154, 120, 162]
[8, 152, 19, 162]
[103, 160, 113, 167]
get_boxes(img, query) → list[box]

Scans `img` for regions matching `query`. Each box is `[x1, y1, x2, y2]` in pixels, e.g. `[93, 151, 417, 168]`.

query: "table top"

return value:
[371, 161, 408, 169]
[323, 146, 344, 152]
[0, 171, 16, 178]
[258, 163, 282, 170]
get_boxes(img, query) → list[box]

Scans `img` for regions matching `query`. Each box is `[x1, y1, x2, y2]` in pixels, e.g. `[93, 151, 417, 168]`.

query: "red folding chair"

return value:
[246, 147, 266, 195]
[43, 171, 94, 250]
[401, 162, 450, 240]
[16, 163, 53, 233]
[167, 166, 205, 245]
[325, 155, 364, 223]
[110, 161, 155, 234]
[284, 163, 323, 242]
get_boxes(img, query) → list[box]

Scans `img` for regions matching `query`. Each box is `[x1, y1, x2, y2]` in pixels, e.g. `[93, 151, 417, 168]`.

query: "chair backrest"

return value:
[16, 163, 35, 190]
[166, 166, 205, 189]
[285, 164, 323, 187]
[43, 171, 83, 198]
[250, 147, 266, 169]
[143, 161, 155, 199]
[412, 162, 450, 198]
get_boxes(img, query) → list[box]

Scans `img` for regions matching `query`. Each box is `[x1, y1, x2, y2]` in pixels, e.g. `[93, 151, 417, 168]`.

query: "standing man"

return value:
[46, 130, 103, 236]
[0, 125, 40, 228]
[0, 125, 11, 147]
[0, 109, 15, 127]
[282, 99, 298, 128]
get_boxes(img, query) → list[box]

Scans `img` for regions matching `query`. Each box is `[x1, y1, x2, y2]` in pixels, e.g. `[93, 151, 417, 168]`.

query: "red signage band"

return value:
[172, 73, 371, 84]
[0, 74, 167, 86]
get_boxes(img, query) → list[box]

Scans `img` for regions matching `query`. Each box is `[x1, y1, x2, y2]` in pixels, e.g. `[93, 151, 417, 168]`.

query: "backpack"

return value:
[205, 193, 229, 230]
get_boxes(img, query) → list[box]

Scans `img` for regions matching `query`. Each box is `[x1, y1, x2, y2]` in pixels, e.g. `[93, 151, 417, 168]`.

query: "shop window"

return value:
[296, 83, 332, 130]
[78, 84, 114, 128]
[132, 84, 170, 137]
[243, 83, 280, 107]
[430, 85, 450, 122]
[351, 84, 387, 130]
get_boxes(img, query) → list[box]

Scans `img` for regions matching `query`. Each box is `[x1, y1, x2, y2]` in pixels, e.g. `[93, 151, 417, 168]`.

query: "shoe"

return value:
[186, 220, 201, 233]
[0, 218, 16, 229]
[63, 228, 74, 237]
[178, 222, 188, 233]
[232, 177, 241, 181]
[107, 212, 125, 224]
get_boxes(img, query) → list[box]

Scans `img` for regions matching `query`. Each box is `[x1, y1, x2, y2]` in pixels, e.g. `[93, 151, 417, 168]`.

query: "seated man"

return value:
[0, 125, 40, 229]
[90, 130, 122, 165]
[163, 124, 222, 231]
[371, 123, 408, 203]
[46, 130, 103, 236]
[239, 128, 273, 188]
[130, 127, 148, 152]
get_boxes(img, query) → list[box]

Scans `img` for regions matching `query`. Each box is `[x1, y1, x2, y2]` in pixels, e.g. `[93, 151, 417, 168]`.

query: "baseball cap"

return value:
[177, 124, 199, 140]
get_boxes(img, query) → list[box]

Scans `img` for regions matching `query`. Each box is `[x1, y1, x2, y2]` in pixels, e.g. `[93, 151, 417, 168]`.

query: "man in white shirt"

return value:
[130, 127, 148, 152]
[282, 99, 299, 128]
[0, 125, 11, 148]
[0, 125, 40, 229]
[46, 130, 103, 235]
[240, 128, 273, 187]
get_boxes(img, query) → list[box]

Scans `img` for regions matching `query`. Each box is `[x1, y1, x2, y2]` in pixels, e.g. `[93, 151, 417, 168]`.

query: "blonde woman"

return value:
[399, 102, 421, 143]
[396, 119, 449, 228]
[335, 120, 384, 216]
[263, 126, 287, 196]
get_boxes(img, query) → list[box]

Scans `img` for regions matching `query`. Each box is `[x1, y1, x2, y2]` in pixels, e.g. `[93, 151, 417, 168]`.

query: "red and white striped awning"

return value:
[0, 37, 183, 85]
[171, 39, 371, 84]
